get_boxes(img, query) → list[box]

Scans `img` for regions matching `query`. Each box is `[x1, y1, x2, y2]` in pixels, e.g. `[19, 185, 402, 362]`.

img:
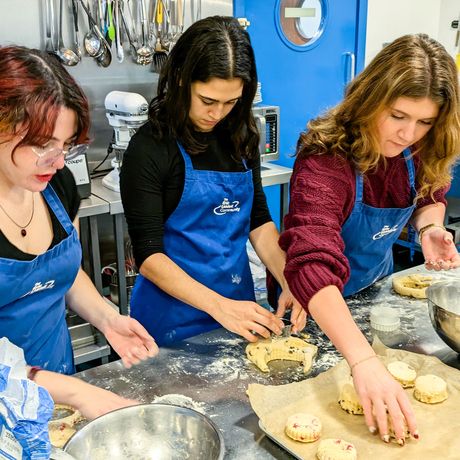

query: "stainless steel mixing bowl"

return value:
[64, 403, 225, 460]
[426, 280, 460, 353]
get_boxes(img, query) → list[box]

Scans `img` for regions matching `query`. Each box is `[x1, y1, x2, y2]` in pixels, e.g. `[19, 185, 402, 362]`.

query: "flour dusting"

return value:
[151, 394, 207, 414]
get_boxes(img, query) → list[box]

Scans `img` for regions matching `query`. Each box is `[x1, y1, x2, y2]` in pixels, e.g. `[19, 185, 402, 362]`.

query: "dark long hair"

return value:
[150, 16, 259, 159]
[0, 46, 90, 149]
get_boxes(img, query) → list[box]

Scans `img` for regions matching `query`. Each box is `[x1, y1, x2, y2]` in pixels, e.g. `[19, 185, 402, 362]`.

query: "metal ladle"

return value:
[81, 0, 102, 57]
[79, 0, 112, 66]
[55, 0, 80, 66]
[136, 0, 154, 65]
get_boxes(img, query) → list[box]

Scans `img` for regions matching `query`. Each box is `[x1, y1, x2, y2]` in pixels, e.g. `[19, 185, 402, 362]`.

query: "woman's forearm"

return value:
[139, 252, 226, 317]
[249, 221, 287, 289]
[65, 268, 118, 333]
[308, 285, 374, 365]
[410, 202, 446, 232]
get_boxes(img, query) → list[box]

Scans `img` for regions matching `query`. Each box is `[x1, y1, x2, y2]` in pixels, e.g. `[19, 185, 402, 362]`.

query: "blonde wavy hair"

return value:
[297, 34, 460, 201]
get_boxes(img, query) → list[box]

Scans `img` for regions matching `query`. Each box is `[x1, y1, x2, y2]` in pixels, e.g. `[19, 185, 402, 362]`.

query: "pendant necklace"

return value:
[0, 193, 35, 237]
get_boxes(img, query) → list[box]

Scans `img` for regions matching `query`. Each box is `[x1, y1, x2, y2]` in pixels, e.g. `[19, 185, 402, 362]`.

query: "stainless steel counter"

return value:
[75, 265, 460, 459]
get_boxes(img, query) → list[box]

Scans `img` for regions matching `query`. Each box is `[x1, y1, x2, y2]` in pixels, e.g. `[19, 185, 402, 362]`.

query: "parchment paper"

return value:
[247, 341, 460, 459]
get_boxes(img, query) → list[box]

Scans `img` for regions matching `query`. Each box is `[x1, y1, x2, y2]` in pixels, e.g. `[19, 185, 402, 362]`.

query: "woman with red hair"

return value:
[0, 46, 158, 376]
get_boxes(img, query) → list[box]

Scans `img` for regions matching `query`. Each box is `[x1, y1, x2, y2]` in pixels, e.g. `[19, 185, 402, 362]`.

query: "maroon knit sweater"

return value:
[278, 152, 448, 311]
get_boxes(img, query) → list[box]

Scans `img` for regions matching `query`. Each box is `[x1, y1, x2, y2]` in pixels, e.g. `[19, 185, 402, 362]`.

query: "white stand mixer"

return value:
[102, 91, 149, 192]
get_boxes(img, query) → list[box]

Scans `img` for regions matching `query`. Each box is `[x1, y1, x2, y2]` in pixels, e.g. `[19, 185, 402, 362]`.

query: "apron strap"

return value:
[42, 184, 75, 235]
[176, 141, 194, 172]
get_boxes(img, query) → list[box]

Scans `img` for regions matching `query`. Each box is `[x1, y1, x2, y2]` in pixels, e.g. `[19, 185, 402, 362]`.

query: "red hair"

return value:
[0, 46, 90, 148]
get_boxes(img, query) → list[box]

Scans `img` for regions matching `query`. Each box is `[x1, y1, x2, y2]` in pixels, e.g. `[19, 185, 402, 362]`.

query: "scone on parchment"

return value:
[413, 374, 448, 404]
[285, 412, 322, 443]
[387, 361, 417, 388]
[316, 438, 357, 460]
[338, 380, 364, 415]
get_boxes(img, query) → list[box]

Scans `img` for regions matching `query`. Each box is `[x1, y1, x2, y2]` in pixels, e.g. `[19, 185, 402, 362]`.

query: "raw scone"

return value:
[392, 274, 433, 299]
[387, 361, 417, 388]
[387, 415, 410, 443]
[316, 438, 357, 460]
[246, 336, 318, 373]
[285, 413, 322, 443]
[338, 380, 363, 415]
[413, 374, 448, 403]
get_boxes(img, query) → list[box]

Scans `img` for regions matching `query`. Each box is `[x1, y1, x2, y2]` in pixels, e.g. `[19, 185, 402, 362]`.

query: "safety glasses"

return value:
[31, 143, 89, 167]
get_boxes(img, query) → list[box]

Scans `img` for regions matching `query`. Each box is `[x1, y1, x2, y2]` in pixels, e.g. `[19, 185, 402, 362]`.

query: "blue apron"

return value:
[130, 142, 255, 346]
[0, 185, 81, 374]
[342, 149, 416, 297]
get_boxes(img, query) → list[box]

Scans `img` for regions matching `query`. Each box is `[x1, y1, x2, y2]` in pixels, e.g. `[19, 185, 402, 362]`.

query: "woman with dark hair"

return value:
[280, 34, 460, 443]
[0, 45, 158, 377]
[120, 16, 305, 346]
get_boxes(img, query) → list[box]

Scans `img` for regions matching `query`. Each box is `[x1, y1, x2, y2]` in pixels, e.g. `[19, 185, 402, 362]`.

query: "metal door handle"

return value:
[344, 51, 356, 84]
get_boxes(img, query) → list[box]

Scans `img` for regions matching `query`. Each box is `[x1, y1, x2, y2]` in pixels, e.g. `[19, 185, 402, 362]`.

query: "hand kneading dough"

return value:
[316, 438, 357, 460]
[413, 374, 448, 403]
[387, 361, 417, 388]
[246, 336, 318, 373]
[48, 404, 83, 448]
[392, 274, 434, 299]
[285, 413, 322, 443]
[338, 380, 363, 415]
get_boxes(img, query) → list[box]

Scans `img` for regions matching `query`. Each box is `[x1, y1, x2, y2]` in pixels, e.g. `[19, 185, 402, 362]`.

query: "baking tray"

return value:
[259, 420, 303, 460]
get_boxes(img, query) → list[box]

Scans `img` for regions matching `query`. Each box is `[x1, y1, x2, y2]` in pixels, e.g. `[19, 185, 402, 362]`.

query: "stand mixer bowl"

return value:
[426, 280, 460, 353]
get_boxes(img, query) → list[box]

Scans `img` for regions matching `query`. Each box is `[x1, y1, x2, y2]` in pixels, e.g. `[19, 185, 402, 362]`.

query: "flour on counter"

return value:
[152, 394, 207, 414]
[199, 356, 250, 382]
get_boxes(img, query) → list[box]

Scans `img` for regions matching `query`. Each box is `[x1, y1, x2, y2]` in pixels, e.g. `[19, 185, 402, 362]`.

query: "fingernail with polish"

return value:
[368, 426, 377, 434]
[413, 431, 419, 440]
[397, 438, 405, 446]
[382, 434, 390, 443]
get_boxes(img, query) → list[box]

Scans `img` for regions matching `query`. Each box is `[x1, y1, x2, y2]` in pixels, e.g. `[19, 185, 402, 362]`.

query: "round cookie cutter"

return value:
[370, 306, 400, 332]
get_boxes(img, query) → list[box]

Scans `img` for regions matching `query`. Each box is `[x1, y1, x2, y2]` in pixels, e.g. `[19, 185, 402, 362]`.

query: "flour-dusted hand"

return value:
[101, 314, 159, 368]
[420, 227, 460, 270]
[211, 297, 284, 342]
[275, 286, 307, 334]
[352, 357, 418, 444]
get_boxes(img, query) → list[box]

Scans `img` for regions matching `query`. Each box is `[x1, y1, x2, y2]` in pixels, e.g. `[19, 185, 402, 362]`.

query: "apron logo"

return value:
[213, 198, 241, 216]
[373, 224, 399, 240]
[21, 280, 56, 298]
[231, 274, 242, 284]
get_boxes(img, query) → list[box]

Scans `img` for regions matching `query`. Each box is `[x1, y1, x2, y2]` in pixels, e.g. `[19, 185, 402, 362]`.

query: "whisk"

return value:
[152, 0, 168, 73]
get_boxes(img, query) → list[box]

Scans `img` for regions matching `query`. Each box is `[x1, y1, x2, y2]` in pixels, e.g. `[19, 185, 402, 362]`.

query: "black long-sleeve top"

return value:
[120, 122, 272, 269]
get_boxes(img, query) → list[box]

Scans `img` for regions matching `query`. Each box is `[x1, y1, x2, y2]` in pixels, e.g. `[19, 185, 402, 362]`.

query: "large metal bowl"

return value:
[64, 403, 225, 460]
[426, 280, 460, 353]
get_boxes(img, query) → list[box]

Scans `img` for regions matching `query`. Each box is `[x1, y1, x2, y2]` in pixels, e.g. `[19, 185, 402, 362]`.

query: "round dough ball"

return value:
[387, 361, 417, 388]
[285, 413, 322, 443]
[316, 438, 357, 460]
[414, 374, 448, 404]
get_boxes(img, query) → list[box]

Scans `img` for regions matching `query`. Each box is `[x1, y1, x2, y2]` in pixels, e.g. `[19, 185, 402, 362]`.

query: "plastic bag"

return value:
[0, 338, 54, 460]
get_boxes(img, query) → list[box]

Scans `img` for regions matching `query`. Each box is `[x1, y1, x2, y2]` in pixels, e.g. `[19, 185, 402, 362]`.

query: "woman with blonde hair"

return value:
[279, 34, 460, 444]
